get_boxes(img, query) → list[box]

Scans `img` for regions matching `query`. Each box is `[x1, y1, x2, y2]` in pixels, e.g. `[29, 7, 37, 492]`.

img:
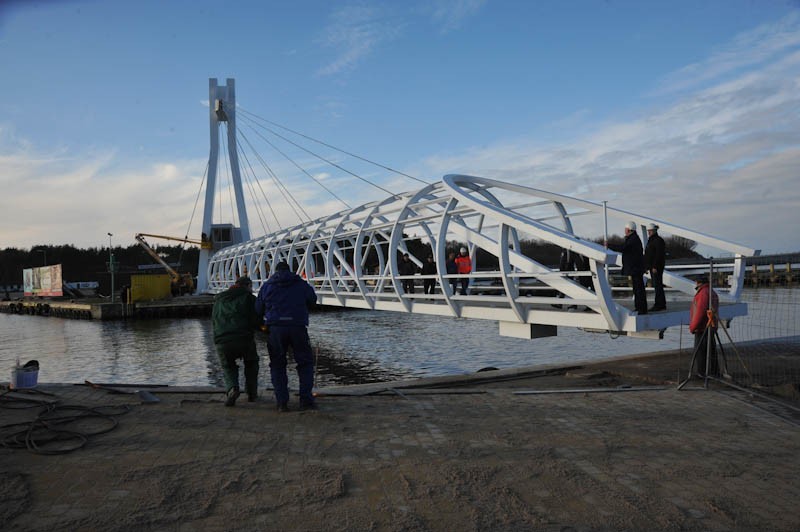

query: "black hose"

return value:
[0, 390, 131, 455]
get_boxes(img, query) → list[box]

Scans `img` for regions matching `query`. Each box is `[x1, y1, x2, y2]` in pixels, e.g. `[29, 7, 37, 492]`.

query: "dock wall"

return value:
[0, 297, 213, 320]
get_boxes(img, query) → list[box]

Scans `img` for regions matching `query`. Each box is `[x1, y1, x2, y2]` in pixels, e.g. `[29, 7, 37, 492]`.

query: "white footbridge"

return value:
[195, 79, 759, 340]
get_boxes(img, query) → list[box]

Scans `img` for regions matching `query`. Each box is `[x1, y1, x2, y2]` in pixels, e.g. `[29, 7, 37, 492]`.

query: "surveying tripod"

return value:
[678, 306, 729, 390]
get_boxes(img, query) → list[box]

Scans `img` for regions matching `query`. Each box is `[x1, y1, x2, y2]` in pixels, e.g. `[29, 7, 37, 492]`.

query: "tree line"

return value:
[0, 243, 199, 297]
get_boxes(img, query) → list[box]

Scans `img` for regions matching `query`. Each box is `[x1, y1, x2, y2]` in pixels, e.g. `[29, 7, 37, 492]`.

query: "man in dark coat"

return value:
[445, 251, 458, 295]
[212, 276, 260, 406]
[608, 221, 647, 315]
[644, 223, 667, 311]
[421, 255, 437, 295]
[255, 261, 318, 411]
[398, 253, 417, 294]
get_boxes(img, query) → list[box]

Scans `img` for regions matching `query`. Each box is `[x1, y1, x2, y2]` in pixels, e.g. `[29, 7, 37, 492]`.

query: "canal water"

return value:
[1, 288, 796, 388]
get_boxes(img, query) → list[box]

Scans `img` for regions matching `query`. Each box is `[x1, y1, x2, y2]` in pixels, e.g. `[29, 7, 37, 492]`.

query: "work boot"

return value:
[276, 403, 289, 413]
[299, 400, 318, 411]
[247, 392, 258, 402]
[225, 387, 240, 407]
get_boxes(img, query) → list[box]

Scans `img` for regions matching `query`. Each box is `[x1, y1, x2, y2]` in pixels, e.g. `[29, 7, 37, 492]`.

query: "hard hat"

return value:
[460, 247, 467, 253]
[625, 221, 636, 231]
[646, 223, 659, 231]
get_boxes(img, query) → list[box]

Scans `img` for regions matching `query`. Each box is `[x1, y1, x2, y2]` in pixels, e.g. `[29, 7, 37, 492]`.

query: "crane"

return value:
[134, 233, 208, 295]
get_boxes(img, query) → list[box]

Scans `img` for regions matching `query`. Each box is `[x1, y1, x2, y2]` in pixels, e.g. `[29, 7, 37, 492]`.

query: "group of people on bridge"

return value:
[398, 247, 473, 296]
[606, 221, 667, 315]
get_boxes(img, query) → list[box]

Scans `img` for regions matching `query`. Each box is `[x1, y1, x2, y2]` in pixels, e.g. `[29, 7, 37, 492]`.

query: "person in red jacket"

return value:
[689, 277, 719, 376]
[454, 247, 472, 295]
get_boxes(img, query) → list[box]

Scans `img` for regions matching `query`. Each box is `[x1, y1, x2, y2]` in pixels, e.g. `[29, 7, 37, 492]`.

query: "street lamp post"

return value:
[108, 233, 115, 304]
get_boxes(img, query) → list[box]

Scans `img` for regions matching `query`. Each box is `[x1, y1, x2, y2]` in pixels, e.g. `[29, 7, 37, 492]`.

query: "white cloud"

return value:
[0, 135, 207, 248]
[657, 11, 800, 95]
[316, 3, 402, 77]
[416, 18, 800, 254]
[427, 0, 486, 34]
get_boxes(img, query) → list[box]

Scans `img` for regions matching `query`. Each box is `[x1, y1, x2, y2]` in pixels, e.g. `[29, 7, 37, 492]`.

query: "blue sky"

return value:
[1, 0, 799, 254]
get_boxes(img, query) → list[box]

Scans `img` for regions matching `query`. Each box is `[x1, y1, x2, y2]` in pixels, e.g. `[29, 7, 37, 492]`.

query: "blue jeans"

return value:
[267, 325, 315, 405]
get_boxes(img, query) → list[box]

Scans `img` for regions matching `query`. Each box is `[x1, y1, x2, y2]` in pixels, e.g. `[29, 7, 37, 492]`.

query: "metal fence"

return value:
[689, 287, 800, 403]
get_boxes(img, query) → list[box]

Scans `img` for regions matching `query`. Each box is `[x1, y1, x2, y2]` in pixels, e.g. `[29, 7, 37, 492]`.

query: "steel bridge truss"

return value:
[206, 174, 758, 339]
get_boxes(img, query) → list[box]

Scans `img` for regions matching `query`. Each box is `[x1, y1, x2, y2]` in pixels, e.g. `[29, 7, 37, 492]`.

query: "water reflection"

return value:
[0, 288, 796, 387]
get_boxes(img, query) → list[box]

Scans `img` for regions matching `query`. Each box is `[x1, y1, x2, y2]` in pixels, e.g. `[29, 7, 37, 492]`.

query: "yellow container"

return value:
[130, 274, 172, 302]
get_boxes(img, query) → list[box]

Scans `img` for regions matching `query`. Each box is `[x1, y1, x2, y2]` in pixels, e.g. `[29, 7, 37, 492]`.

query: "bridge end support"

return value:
[499, 322, 557, 339]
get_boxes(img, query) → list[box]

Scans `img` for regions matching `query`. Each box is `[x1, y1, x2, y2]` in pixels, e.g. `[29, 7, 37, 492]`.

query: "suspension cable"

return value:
[238, 107, 431, 186]
[236, 139, 284, 232]
[238, 128, 311, 224]
[237, 112, 397, 197]
[235, 140, 273, 235]
[239, 117, 351, 210]
[179, 160, 209, 265]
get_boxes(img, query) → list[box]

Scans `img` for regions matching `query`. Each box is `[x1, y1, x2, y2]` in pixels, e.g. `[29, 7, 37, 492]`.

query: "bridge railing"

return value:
[206, 175, 758, 337]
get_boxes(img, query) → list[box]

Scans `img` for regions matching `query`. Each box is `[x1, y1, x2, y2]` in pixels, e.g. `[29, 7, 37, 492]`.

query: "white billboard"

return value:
[23, 264, 63, 297]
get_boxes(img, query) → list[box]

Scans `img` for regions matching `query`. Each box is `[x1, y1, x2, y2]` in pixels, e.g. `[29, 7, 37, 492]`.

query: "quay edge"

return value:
[0, 296, 215, 320]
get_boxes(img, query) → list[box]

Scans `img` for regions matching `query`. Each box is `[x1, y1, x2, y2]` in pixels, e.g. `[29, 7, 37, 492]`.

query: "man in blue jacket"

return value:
[255, 261, 318, 412]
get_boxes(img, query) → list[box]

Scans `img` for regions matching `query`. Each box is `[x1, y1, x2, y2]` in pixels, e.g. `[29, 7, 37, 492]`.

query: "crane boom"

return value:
[135, 234, 181, 279]
[134, 233, 196, 295]
[135, 232, 211, 249]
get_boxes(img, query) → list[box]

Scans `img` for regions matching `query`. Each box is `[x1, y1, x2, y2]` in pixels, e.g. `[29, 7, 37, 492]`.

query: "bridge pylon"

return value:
[196, 78, 250, 294]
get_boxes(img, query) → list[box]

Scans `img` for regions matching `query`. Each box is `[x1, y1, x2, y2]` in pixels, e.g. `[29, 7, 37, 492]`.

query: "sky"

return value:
[1, 0, 799, 255]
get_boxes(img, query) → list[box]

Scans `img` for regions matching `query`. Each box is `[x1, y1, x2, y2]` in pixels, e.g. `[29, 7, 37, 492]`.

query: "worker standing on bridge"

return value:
[455, 247, 472, 295]
[399, 253, 417, 294]
[644, 223, 667, 311]
[422, 254, 437, 295]
[446, 251, 458, 294]
[256, 261, 318, 412]
[212, 276, 260, 407]
[606, 222, 647, 315]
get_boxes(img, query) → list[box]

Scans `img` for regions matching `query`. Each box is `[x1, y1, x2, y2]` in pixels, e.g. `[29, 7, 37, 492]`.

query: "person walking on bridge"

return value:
[398, 253, 417, 294]
[256, 261, 318, 412]
[421, 254, 437, 295]
[446, 251, 458, 295]
[455, 247, 472, 295]
[212, 276, 260, 407]
[606, 222, 647, 315]
[644, 223, 667, 311]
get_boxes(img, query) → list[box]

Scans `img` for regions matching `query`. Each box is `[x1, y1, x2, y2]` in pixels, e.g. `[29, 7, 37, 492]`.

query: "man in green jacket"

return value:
[212, 276, 260, 406]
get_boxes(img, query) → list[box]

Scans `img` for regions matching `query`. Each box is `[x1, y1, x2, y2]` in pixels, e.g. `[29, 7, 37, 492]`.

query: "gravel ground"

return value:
[2, 350, 799, 531]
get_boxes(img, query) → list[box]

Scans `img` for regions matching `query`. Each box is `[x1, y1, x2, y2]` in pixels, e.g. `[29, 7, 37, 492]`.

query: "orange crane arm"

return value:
[135, 232, 211, 249]
[134, 234, 182, 281]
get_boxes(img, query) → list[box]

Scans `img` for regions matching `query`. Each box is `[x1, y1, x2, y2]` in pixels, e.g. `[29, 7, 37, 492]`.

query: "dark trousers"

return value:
[631, 274, 647, 314]
[424, 279, 436, 294]
[651, 269, 666, 309]
[459, 278, 469, 295]
[693, 328, 718, 376]
[402, 279, 415, 293]
[267, 325, 315, 406]
[216, 341, 259, 396]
